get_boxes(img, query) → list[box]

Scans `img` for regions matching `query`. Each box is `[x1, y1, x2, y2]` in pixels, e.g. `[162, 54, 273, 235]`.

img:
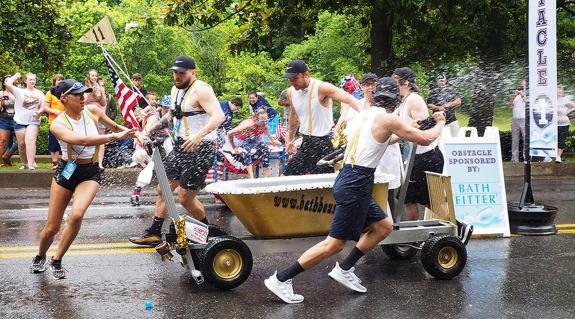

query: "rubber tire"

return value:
[381, 244, 419, 260]
[420, 234, 467, 280]
[198, 235, 253, 290]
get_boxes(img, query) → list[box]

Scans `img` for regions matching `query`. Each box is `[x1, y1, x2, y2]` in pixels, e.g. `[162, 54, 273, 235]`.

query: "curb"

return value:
[2, 162, 575, 189]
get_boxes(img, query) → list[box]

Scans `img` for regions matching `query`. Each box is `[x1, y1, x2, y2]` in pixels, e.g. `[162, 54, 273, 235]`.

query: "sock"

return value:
[34, 255, 45, 262]
[340, 247, 365, 271]
[132, 186, 142, 196]
[200, 217, 209, 225]
[51, 257, 62, 266]
[277, 262, 304, 282]
[148, 217, 164, 234]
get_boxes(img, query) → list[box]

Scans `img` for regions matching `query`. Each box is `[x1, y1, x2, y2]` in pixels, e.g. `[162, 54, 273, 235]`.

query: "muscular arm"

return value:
[318, 82, 362, 113]
[286, 96, 300, 144]
[86, 104, 128, 132]
[194, 85, 225, 139]
[377, 113, 446, 146]
[50, 121, 131, 146]
[407, 95, 430, 122]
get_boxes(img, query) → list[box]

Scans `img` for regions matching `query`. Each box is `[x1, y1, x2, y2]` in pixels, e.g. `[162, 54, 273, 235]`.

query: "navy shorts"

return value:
[48, 131, 61, 153]
[0, 118, 14, 131]
[284, 135, 334, 176]
[164, 139, 215, 190]
[329, 164, 387, 241]
[558, 125, 569, 149]
[54, 160, 101, 192]
[405, 147, 444, 206]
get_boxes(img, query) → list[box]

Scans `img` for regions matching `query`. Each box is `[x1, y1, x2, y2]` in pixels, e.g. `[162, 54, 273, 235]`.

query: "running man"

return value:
[282, 60, 363, 175]
[264, 77, 446, 304]
[129, 55, 224, 246]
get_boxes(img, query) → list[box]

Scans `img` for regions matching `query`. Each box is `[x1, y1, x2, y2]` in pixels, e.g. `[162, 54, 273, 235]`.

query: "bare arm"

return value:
[333, 103, 350, 133]
[444, 97, 462, 110]
[4, 73, 21, 93]
[227, 120, 255, 150]
[50, 121, 135, 146]
[407, 95, 430, 122]
[86, 104, 128, 132]
[180, 84, 224, 152]
[318, 82, 362, 112]
[383, 112, 446, 146]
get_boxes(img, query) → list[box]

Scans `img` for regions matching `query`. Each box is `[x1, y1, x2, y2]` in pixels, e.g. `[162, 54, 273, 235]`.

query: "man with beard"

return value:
[129, 55, 224, 246]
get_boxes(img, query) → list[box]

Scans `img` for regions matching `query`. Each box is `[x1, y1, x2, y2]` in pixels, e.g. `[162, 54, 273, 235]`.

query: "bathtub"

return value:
[205, 173, 394, 238]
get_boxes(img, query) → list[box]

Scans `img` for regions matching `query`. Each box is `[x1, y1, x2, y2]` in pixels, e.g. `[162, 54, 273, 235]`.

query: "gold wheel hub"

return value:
[437, 246, 458, 269]
[213, 249, 243, 279]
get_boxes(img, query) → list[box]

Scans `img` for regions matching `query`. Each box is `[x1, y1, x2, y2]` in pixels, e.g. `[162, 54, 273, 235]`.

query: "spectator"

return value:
[556, 84, 575, 163]
[4, 73, 44, 170]
[427, 74, 462, 137]
[2, 133, 18, 166]
[84, 69, 108, 171]
[41, 74, 65, 169]
[227, 107, 281, 178]
[132, 73, 148, 108]
[248, 91, 279, 134]
[0, 75, 16, 167]
[508, 85, 526, 162]
[219, 96, 243, 132]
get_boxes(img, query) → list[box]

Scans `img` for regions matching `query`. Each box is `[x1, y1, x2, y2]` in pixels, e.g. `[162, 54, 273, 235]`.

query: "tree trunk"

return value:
[370, 5, 394, 75]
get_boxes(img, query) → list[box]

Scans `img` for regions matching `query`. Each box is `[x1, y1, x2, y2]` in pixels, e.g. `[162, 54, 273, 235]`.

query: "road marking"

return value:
[0, 242, 140, 251]
[556, 224, 575, 229]
[20, 205, 155, 211]
[558, 229, 575, 234]
[0, 248, 155, 259]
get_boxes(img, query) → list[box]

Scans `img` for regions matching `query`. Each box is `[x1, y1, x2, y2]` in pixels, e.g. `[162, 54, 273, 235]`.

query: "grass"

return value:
[455, 106, 512, 132]
[0, 162, 53, 170]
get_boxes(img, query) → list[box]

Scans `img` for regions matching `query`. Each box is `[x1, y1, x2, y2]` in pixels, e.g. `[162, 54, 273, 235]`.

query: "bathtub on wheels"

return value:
[206, 142, 467, 280]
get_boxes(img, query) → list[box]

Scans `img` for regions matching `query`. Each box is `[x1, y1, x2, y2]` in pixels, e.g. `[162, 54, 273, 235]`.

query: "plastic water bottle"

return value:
[136, 162, 154, 187]
[145, 301, 153, 311]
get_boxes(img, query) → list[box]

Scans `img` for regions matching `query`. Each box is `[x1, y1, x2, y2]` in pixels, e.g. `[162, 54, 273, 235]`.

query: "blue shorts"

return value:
[13, 121, 39, 131]
[329, 164, 387, 241]
[48, 131, 61, 153]
[0, 118, 14, 131]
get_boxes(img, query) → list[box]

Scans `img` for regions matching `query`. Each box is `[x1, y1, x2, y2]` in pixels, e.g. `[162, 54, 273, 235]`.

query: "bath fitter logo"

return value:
[273, 194, 336, 214]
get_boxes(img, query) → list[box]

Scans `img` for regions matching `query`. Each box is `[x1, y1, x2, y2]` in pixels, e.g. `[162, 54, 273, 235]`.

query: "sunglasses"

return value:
[62, 82, 84, 96]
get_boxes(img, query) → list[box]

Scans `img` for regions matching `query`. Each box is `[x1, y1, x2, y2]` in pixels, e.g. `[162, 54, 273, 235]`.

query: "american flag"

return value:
[103, 52, 141, 130]
[275, 121, 287, 142]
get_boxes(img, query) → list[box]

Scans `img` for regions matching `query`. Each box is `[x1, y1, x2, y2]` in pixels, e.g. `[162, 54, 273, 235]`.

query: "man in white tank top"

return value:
[264, 77, 446, 303]
[130, 55, 225, 246]
[392, 67, 473, 245]
[282, 60, 363, 176]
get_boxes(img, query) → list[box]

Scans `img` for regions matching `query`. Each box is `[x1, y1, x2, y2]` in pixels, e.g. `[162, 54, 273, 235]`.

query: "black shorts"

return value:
[284, 135, 334, 176]
[404, 147, 444, 206]
[164, 139, 215, 190]
[329, 165, 387, 241]
[558, 125, 569, 149]
[54, 160, 101, 192]
[48, 131, 61, 153]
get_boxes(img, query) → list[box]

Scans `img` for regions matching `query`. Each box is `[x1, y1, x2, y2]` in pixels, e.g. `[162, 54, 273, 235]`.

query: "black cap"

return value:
[283, 60, 309, 79]
[170, 55, 196, 73]
[360, 72, 378, 84]
[393, 67, 418, 91]
[374, 77, 400, 100]
[54, 79, 92, 99]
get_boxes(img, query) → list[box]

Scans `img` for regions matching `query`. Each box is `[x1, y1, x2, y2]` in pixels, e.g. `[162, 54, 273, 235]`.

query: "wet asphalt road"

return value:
[1, 176, 575, 319]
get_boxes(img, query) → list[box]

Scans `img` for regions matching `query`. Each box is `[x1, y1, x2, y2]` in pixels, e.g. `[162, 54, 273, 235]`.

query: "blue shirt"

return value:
[250, 96, 278, 120]
[219, 100, 234, 131]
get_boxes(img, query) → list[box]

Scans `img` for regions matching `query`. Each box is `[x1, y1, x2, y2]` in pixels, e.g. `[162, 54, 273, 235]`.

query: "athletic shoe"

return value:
[328, 262, 367, 293]
[264, 272, 304, 304]
[457, 221, 474, 245]
[543, 157, 553, 162]
[30, 255, 47, 273]
[130, 195, 140, 206]
[19, 165, 27, 170]
[129, 230, 162, 246]
[556, 157, 562, 163]
[50, 259, 67, 280]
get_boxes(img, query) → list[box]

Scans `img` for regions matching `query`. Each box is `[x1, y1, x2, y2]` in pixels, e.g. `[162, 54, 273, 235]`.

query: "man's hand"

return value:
[432, 111, 446, 123]
[180, 133, 203, 152]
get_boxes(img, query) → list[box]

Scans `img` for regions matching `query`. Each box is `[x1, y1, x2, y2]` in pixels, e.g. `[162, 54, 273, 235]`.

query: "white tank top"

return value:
[171, 80, 217, 141]
[53, 111, 99, 160]
[290, 79, 334, 136]
[398, 93, 435, 154]
[344, 108, 390, 168]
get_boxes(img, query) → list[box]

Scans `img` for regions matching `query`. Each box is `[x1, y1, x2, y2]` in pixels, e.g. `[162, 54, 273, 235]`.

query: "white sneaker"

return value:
[328, 262, 367, 293]
[264, 272, 304, 304]
[555, 157, 562, 163]
[543, 157, 553, 162]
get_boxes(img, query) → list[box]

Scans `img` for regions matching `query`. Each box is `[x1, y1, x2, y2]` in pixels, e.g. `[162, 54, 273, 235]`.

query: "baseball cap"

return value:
[132, 73, 142, 80]
[283, 60, 309, 79]
[360, 73, 378, 84]
[170, 55, 196, 73]
[393, 67, 418, 91]
[374, 77, 400, 100]
[54, 79, 92, 99]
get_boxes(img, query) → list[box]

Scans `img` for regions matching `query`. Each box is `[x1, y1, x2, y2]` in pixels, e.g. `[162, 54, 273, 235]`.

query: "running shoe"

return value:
[328, 262, 367, 293]
[50, 258, 67, 280]
[264, 272, 304, 304]
[129, 230, 162, 246]
[30, 255, 47, 273]
[457, 221, 474, 245]
[130, 195, 140, 206]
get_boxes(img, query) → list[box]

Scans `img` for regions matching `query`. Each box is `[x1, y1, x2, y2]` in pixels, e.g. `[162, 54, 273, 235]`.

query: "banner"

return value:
[442, 127, 511, 237]
[529, 0, 557, 157]
[78, 16, 117, 44]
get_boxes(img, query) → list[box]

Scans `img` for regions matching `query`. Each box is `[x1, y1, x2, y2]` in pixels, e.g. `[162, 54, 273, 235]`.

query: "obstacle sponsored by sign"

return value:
[441, 127, 511, 237]
[528, 0, 557, 158]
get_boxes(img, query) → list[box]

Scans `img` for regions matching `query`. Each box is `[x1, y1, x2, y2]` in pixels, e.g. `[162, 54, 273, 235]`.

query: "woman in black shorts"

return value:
[29, 79, 135, 279]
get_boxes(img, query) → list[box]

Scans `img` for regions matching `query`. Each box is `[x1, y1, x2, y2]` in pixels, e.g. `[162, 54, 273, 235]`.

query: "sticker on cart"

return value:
[185, 222, 209, 244]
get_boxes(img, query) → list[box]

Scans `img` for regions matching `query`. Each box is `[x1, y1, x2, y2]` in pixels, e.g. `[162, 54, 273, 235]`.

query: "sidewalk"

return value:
[1, 161, 575, 188]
